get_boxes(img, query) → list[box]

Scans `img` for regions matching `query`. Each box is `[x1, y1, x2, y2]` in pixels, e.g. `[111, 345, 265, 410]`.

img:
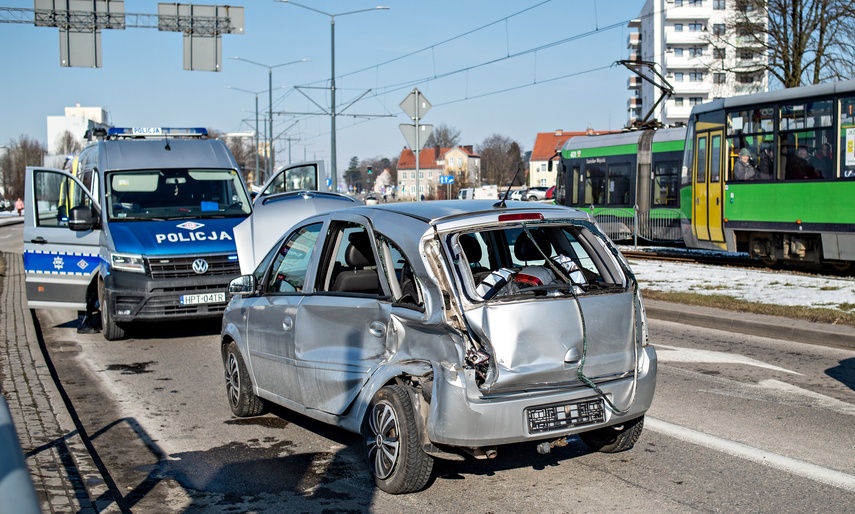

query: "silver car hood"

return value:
[464, 291, 637, 393]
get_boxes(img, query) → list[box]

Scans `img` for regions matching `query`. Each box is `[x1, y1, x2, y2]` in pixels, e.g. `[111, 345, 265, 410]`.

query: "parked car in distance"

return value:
[365, 194, 379, 205]
[510, 189, 526, 201]
[526, 186, 549, 201]
[222, 199, 657, 494]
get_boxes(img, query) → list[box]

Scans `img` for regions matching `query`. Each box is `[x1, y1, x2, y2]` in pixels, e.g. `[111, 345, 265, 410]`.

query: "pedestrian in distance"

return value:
[15, 197, 24, 216]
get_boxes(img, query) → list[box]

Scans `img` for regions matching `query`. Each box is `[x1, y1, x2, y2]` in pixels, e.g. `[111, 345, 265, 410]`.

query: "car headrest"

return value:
[514, 231, 551, 262]
[459, 234, 482, 264]
[345, 231, 374, 267]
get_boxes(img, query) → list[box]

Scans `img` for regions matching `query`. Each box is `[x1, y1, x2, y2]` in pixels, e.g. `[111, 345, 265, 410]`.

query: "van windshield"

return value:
[106, 169, 252, 221]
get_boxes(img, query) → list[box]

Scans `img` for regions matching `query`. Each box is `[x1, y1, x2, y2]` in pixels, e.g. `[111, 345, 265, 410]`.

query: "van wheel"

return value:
[363, 385, 433, 494]
[98, 280, 126, 341]
[225, 341, 263, 417]
[579, 416, 644, 453]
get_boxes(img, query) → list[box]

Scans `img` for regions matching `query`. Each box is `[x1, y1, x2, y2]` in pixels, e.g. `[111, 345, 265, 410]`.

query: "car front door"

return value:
[23, 167, 101, 310]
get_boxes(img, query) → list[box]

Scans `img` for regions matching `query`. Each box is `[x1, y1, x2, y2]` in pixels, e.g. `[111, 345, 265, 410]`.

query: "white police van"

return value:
[23, 127, 262, 340]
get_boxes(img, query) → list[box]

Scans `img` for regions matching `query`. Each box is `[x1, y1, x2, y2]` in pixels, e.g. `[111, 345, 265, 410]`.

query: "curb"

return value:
[644, 299, 855, 350]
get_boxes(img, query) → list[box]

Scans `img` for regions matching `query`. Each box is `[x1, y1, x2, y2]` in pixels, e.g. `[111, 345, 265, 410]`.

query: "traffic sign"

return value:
[399, 124, 433, 151]
[439, 175, 454, 184]
[400, 88, 432, 120]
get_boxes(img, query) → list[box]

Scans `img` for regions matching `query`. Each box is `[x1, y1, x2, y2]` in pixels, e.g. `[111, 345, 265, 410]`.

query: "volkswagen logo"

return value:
[192, 258, 209, 274]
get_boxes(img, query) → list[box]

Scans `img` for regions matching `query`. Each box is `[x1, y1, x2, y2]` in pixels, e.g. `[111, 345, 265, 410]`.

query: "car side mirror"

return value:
[68, 205, 98, 232]
[229, 275, 257, 296]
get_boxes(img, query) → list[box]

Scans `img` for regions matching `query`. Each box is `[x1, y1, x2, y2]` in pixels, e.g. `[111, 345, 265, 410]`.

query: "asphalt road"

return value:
[33, 297, 855, 512]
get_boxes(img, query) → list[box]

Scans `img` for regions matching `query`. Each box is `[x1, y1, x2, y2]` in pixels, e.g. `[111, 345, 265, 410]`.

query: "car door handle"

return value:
[368, 320, 386, 338]
[31, 237, 47, 244]
[282, 316, 294, 332]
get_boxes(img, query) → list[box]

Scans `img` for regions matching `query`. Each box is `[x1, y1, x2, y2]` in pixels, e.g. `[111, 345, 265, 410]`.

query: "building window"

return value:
[411, 171, 416, 179]
[674, 72, 684, 82]
[675, 0, 683, 6]
[713, 24, 726, 35]
[689, 72, 704, 82]
[689, 47, 705, 57]
[689, 23, 703, 32]
[736, 73, 756, 84]
[713, 0, 725, 8]
[714, 72, 726, 84]
[714, 47, 726, 59]
[428, 171, 433, 179]
[674, 23, 683, 32]
[689, 0, 703, 5]
[674, 47, 684, 57]
[675, 97, 684, 106]
[419, 171, 424, 179]
[689, 97, 704, 106]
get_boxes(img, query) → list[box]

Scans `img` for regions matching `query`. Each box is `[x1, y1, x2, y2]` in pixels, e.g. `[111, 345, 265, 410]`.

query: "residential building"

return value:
[397, 145, 480, 200]
[627, 0, 768, 126]
[45, 104, 111, 166]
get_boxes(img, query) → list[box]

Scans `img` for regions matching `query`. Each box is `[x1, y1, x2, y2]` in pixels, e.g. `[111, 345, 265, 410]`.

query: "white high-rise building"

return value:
[627, 0, 768, 127]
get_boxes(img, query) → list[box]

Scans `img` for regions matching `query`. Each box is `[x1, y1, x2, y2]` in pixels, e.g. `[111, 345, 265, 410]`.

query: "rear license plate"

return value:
[526, 398, 605, 433]
[180, 292, 226, 305]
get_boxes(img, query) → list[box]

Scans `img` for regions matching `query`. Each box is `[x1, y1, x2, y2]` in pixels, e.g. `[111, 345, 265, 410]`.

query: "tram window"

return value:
[710, 135, 722, 182]
[653, 160, 680, 206]
[607, 163, 631, 205]
[584, 165, 606, 204]
[840, 96, 855, 179]
[682, 126, 694, 186]
[780, 100, 833, 131]
[570, 166, 581, 205]
[696, 137, 707, 183]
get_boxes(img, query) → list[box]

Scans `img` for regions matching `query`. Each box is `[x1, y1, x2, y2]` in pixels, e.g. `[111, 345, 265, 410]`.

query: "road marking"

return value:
[758, 379, 855, 416]
[655, 344, 800, 374]
[647, 417, 855, 492]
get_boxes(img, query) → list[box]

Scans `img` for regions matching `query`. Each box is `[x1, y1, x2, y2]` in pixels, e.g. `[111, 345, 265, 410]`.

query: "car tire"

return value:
[363, 385, 433, 494]
[225, 341, 264, 417]
[527, 195, 538, 201]
[579, 415, 644, 453]
[98, 279, 126, 341]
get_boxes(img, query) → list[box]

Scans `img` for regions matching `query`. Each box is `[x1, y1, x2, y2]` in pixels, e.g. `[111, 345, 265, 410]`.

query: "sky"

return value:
[0, 0, 644, 178]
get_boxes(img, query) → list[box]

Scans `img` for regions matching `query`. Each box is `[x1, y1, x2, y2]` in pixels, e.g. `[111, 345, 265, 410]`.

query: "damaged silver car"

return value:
[221, 199, 657, 494]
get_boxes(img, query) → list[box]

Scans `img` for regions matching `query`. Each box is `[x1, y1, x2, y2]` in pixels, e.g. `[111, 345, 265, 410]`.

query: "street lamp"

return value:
[276, 0, 389, 192]
[226, 85, 292, 186]
[229, 56, 308, 182]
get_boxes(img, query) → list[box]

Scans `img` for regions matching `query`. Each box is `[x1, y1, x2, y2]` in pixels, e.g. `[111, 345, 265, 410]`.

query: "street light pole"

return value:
[277, 1, 389, 192]
[229, 56, 308, 183]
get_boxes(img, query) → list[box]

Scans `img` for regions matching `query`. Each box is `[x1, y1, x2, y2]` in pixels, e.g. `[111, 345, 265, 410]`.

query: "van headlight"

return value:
[111, 252, 146, 273]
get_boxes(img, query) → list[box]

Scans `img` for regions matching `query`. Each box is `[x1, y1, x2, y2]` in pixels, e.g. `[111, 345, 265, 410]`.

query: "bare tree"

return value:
[709, 0, 855, 88]
[1, 135, 46, 200]
[54, 130, 83, 156]
[477, 134, 524, 187]
[424, 123, 462, 148]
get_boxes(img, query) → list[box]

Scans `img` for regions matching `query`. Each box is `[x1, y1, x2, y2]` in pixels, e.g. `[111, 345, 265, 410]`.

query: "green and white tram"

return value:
[683, 79, 855, 269]
[556, 127, 686, 243]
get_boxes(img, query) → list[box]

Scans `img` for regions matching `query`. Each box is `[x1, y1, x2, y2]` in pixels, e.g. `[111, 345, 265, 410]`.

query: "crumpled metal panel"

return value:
[465, 291, 636, 393]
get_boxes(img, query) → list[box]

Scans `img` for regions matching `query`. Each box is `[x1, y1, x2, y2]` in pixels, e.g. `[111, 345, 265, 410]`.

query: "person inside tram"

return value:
[733, 148, 756, 180]
[810, 143, 833, 178]
[757, 143, 774, 180]
[785, 146, 821, 180]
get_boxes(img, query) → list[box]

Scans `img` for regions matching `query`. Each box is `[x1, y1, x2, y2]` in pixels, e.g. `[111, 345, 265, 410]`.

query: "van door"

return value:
[23, 167, 101, 309]
[257, 160, 325, 197]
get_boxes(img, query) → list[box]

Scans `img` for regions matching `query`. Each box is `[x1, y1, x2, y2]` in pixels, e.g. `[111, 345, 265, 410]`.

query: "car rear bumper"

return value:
[427, 346, 657, 447]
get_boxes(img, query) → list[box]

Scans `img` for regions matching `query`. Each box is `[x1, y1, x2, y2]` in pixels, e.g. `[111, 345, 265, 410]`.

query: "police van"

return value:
[23, 127, 256, 340]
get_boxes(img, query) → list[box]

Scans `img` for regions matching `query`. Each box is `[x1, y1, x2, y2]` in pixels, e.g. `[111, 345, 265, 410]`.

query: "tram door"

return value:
[691, 129, 726, 248]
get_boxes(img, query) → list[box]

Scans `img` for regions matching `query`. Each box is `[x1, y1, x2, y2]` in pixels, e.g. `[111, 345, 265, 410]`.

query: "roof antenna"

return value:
[164, 134, 171, 151]
[493, 164, 522, 208]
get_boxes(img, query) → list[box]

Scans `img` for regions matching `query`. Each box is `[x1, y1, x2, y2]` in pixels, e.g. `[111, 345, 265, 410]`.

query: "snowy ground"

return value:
[627, 257, 855, 312]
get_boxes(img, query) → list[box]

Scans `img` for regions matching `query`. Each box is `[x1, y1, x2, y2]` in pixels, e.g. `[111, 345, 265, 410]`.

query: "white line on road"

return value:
[655, 344, 801, 374]
[647, 417, 855, 492]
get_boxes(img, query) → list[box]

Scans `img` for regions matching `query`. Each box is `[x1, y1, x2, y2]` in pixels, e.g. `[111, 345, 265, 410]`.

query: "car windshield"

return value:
[106, 168, 251, 221]
[453, 223, 627, 302]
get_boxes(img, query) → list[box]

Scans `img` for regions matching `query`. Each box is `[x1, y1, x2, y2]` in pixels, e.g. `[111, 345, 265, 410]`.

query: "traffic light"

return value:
[367, 166, 373, 174]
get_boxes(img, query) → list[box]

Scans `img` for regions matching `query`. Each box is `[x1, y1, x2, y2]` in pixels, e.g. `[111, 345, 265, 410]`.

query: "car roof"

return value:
[331, 199, 586, 225]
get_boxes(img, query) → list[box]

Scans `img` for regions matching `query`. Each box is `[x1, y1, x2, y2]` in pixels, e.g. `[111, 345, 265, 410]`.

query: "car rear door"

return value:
[23, 167, 101, 309]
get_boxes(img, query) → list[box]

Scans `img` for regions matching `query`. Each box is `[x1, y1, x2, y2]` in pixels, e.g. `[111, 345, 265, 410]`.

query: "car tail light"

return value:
[498, 213, 544, 222]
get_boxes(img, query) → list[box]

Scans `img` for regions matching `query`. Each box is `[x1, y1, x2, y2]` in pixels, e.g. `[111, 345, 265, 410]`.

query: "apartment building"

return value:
[628, 0, 768, 126]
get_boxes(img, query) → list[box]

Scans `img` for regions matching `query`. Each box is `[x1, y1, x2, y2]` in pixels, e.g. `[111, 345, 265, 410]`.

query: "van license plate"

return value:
[180, 292, 226, 305]
[526, 398, 605, 433]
